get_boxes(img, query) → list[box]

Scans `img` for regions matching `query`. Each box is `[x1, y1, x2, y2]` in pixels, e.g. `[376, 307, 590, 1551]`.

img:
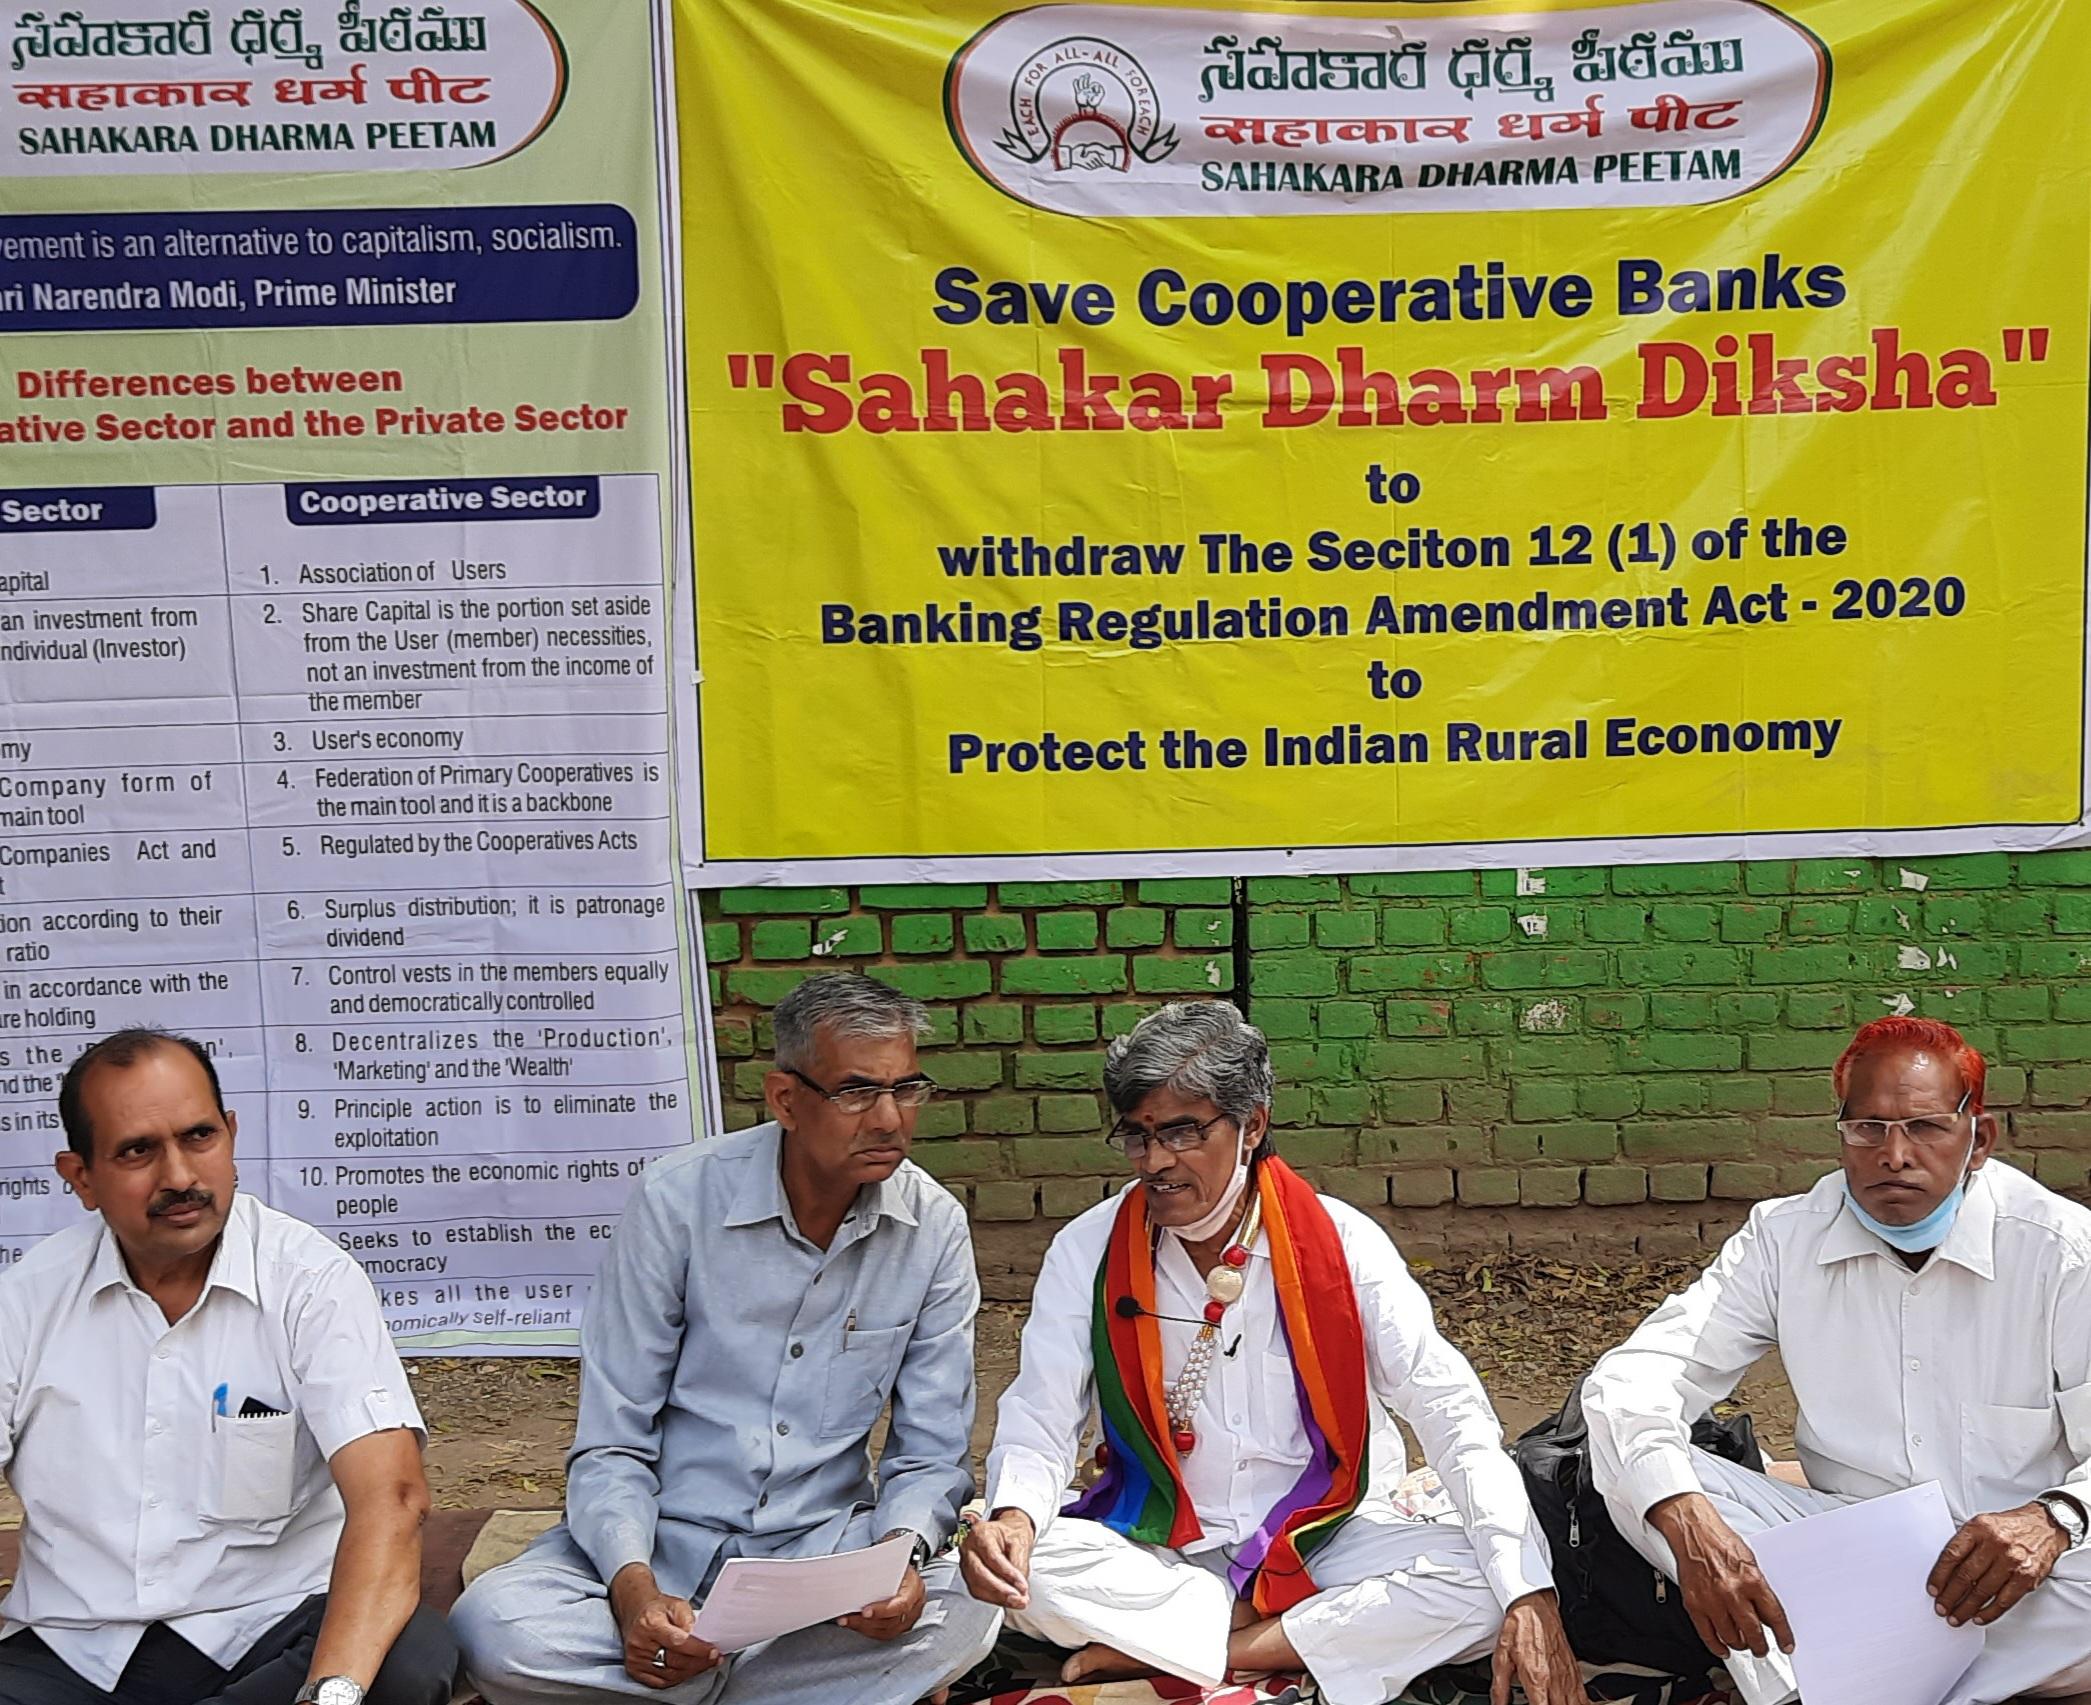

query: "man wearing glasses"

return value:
[454, 974, 998, 1704]
[1584, 1015, 2091, 1705]
[963, 1000, 1587, 1705]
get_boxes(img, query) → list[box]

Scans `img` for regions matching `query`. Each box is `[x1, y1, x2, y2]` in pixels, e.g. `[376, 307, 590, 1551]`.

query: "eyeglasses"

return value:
[1835, 1090, 1972, 1149]
[786, 1068, 937, 1115]
[1104, 1112, 1234, 1158]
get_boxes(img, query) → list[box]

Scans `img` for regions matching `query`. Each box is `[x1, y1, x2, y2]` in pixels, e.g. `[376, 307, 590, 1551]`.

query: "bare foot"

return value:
[1059, 1643, 1156, 1685]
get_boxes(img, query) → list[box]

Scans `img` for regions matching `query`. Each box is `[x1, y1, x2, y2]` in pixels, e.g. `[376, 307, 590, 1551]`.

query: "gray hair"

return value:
[772, 973, 931, 1072]
[1104, 1001, 1274, 1140]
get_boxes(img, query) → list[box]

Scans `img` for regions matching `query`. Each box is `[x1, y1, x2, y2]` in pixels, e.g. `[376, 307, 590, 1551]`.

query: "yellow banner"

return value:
[675, 0, 2091, 875]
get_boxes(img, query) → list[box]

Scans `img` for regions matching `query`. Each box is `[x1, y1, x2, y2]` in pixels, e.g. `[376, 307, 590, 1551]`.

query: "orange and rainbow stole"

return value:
[1068, 1156, 1370, 1613]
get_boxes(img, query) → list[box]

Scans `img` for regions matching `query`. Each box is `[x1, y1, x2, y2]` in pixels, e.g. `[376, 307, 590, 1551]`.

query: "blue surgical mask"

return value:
[1841, 1137, 1977, 1253]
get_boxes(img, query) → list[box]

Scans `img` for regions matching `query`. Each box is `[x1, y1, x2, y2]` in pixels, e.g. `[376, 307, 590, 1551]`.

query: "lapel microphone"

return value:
[1113, 1295, 1212, 1328]
[1113, 1295, 1247, 1357]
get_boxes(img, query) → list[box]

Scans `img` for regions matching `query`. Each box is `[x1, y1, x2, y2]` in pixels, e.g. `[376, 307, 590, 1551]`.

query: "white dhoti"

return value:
[1009, 1507, 1504, 1705]
[991, 1188, 1558, 1705]
[1607, 1448, 2091, 1705]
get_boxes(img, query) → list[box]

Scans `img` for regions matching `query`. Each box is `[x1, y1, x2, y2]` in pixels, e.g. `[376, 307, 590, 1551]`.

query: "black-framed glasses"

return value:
[1835, 1089, 1971, 1149]
[786, 1067, 938, 1115]
[1105, 1112, 1233, 1158]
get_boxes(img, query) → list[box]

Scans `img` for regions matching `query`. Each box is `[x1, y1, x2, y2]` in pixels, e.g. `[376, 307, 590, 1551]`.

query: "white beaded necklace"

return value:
[1160, 1189, 1263, 1455]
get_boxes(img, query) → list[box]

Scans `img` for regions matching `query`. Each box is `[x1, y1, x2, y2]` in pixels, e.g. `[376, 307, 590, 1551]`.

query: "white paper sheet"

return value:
[1747, 1482, 1983, 1705]
[690, 1533, 916, 1652]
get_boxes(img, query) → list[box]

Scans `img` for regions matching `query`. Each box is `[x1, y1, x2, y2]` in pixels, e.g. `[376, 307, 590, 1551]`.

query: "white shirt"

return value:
[0, 1193, 425, 1689]
[987, 1184, 1551, 1609]
[1584, 1165, 2091, 1566]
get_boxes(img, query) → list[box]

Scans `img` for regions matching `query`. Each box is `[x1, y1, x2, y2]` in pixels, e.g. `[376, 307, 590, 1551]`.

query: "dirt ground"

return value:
[408, 1252, 1800, 1511]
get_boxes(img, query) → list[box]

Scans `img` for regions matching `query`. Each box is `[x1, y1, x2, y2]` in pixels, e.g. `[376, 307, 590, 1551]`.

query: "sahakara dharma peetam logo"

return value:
[4, 0, 568, 178]
[993, 37, 1177, 174]
[947, 1, 1830, 218]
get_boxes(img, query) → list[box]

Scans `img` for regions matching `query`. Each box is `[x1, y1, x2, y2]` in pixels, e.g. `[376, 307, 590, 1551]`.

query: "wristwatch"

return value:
[293, 1679, 364, 1705]
[2037, 1493, 2088, 1551]
[881, 1526, 936, 1573]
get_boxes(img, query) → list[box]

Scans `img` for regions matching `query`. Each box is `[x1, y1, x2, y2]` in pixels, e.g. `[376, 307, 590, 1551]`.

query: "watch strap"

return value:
[2040, 1492, 2088, 1548]
[879, 1526, 936, 1574]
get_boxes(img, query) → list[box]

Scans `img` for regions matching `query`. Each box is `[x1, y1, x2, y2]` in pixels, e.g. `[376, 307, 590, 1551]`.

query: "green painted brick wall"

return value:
[700, 854, 2091, 1226]
[703, 880, 1228, 1225]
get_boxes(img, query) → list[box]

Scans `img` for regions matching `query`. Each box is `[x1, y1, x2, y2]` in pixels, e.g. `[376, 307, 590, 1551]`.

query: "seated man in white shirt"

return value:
[0, 1029, 456, 1705]
[1584, 1014, 2091, 1705]
[961, 1000, 1587, 1705]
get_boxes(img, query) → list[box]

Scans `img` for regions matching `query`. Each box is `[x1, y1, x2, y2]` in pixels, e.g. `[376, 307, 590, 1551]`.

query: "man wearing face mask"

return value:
[963, 1001, 1587, 1705]
[1583, 1015, 2091, 1705]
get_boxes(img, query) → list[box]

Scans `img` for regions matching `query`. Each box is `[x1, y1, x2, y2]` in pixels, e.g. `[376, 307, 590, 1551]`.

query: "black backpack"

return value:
[1513, 1377, 1764, 1683]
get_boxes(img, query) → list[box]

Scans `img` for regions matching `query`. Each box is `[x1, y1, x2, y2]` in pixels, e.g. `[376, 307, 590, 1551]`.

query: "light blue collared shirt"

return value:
[565, 1122, 979, 1594]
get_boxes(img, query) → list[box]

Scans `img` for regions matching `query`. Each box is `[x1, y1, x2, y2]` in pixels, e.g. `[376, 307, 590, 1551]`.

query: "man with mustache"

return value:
[455, 972, 998, 1704]
[1583, 1016, 2091, 1705]
[964, 1000, 1587, 1705]
[0, 1029, 456, 1705]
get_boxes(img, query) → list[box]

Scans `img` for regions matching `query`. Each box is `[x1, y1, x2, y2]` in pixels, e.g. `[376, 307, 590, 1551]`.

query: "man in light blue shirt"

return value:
[454, 975, 997, 1703]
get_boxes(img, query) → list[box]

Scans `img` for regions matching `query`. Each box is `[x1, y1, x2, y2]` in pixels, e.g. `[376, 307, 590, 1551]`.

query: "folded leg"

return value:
[207, 1597, 457, 1705]
[1948, 1567, 2091, 1705]
[0, 1632, 139, 1705]
[1008, 1517, 1231, 1690]
[451, 1526, 721, 1705]
[1603, 1448, 1851, 1705]
[714, 1560, 998, 1705]
[1276, 1508, 1505, 1705]
[455, 1525, 995, 1705]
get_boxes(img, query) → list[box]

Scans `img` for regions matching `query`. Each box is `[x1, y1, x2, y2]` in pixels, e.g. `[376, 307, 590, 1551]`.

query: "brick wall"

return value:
[700, 851, 2091, 1273]
[703, 877, 1238, 1227]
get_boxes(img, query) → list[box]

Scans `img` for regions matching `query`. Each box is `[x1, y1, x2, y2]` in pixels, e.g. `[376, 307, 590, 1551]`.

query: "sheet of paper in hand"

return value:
[1747, 1482, 1982, 1705]
[690, 1532, 915, 1651]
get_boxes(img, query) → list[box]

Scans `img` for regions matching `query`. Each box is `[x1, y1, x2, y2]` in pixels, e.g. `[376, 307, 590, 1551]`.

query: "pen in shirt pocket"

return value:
[844, 1309, 856, 1347]
[212, 1381, 229, 1430]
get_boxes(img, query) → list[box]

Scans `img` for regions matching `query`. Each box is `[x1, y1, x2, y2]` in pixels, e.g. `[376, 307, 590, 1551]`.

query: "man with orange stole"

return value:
[961, 1001, 1586, 1705]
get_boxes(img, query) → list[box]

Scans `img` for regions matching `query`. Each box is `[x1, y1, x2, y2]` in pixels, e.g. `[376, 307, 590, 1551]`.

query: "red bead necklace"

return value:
[1162, 1193, 1262, 1456]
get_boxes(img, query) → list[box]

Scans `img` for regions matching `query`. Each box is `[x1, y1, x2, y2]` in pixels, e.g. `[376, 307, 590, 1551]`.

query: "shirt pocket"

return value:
[820, 1322, 910, 1441]
[1249, 1350, 1311, 1467]
[1960, 1400, 2065, 1513]
[204, 1411, 301, 1526]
